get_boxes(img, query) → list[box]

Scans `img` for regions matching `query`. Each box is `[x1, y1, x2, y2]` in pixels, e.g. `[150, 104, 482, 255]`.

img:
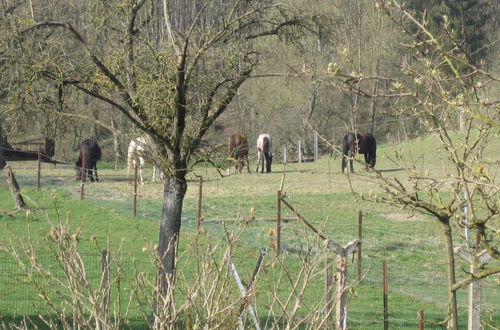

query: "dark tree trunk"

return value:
[154, 172, 187, 327]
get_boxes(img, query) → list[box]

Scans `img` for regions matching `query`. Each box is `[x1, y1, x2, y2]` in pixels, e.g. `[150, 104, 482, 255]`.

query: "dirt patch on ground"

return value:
[385, 212, 428, 222]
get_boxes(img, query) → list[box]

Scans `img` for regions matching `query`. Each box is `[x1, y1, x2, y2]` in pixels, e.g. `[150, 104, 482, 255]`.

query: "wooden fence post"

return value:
[100, 250, 110, 329]
[298, 140, 302, 163]
[313, 133, 318, 161]
[325, 254, 334, 328]
[357, 210, 363, 282]
[198, 176, 203, 230]
[383, 260, 388, 330]
[133, 163, 138, 217]
[336, 255, 348, 329]
[37, 144, 42, 190]
[6, 165, 27, 210]
[276, 190, 281, 256]
[418, 309, 425, 330]
[80, 182, 85, 200]
[80, 151, 87, 200]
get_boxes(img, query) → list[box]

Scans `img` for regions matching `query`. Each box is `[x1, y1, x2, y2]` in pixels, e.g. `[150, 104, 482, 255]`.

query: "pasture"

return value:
[0, 134, 498, 329]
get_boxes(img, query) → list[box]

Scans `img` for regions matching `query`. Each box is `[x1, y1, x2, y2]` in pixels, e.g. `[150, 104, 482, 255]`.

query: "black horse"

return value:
[76, 138, 102, 182]
[341, 132, 376, 173]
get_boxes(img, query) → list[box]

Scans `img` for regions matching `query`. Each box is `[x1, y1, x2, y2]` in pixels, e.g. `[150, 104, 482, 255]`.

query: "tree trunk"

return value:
[440, 218, 459, 329]
[0, 123, 5, 169]
[369, 61, 380, 134]
[154, 173, 187, 328]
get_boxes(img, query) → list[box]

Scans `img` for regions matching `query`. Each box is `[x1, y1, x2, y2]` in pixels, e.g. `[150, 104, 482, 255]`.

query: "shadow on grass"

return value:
[377, 168, 404, 173]
[1, 315, 150, 330]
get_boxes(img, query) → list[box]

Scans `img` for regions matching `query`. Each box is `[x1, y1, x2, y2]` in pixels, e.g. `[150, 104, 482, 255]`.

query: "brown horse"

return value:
[341, 132, 377, 173]
[227, 134, 249, 174]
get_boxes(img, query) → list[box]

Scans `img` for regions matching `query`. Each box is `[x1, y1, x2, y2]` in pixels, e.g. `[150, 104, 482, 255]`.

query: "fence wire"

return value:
[0, 162, 498, 329]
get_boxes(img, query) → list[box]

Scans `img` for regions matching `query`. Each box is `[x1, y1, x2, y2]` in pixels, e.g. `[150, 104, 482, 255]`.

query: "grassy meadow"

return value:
[0, 133, 498, 329]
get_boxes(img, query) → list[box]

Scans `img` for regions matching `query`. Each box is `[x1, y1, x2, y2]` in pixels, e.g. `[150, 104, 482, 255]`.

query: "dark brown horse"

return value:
[76, 138, 102, 182]
[227, 134, 249, 174]
[341, 132, 376, 173]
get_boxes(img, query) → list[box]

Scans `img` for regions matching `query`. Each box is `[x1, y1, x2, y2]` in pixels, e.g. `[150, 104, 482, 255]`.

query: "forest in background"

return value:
[1, 0, 498, 162]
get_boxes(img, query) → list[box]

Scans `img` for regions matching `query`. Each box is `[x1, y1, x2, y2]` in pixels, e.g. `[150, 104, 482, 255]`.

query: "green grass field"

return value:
[0, 133, 498, 329]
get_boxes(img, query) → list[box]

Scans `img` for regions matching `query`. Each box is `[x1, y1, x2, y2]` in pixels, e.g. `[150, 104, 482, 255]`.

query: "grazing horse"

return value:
[256, 133, 272, 173]
[76, 138, 102, 182]
[227, 134, 250, 174]
[341, 132, 377, 173]
[127, 137, 162, 184]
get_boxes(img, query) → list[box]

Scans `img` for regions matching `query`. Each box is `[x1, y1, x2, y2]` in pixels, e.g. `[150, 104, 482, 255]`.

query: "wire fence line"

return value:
[1, 163, 498, 328]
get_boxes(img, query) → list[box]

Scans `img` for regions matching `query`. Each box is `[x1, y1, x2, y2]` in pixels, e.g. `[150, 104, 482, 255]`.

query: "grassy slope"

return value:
[0, 132, 498, 329]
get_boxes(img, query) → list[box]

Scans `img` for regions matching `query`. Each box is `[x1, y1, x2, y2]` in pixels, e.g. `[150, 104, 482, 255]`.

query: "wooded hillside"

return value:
[1, 0, 498, 161]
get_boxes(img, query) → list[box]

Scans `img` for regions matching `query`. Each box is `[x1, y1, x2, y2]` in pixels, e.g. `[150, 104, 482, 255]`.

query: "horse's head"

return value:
[366, 152, 376, 169]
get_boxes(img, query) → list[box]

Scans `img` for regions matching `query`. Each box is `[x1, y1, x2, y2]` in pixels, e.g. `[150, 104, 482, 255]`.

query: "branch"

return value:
[21, 22, 155, 138]
[61, 80, 153, 136]
[188, 65, 255, 156]
[451, 266, 500, 292]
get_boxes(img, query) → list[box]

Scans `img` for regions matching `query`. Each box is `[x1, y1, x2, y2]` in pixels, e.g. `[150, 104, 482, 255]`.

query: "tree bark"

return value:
[154, 173, 187, 328]
[6, 165, 27, 210]
[0, 124, 5, 169]
[440, 218, 459, 329]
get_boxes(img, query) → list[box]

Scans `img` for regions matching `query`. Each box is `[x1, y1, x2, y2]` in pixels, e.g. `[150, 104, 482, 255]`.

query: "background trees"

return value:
[0, 0, 498, 328]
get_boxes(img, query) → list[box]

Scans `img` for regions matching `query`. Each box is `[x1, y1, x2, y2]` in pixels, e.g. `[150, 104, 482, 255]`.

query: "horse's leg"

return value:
[256, 151, 261, 173]
[348, 151, 355, 173]
[261, 150, 266, 173]
[238, 158, 244, 173]
[139, 157, 145, 184]
[94, 164, 99, 182]
[152, 166, 157, 182]
[264, 153, 270, 172]
[246, 155, 250, 173]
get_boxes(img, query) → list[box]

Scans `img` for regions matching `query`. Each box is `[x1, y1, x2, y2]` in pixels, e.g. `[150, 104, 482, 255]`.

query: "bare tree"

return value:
[3, 0, 309, 326]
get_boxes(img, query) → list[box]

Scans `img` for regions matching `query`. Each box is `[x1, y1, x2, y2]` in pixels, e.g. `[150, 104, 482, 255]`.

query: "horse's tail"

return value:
[262, 136, 270, 155]
[262, 136, 272, 172]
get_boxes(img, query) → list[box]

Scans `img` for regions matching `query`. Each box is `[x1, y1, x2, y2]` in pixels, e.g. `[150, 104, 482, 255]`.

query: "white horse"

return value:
[127, 137, 162, 184]
[256, 133, 272, 173]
